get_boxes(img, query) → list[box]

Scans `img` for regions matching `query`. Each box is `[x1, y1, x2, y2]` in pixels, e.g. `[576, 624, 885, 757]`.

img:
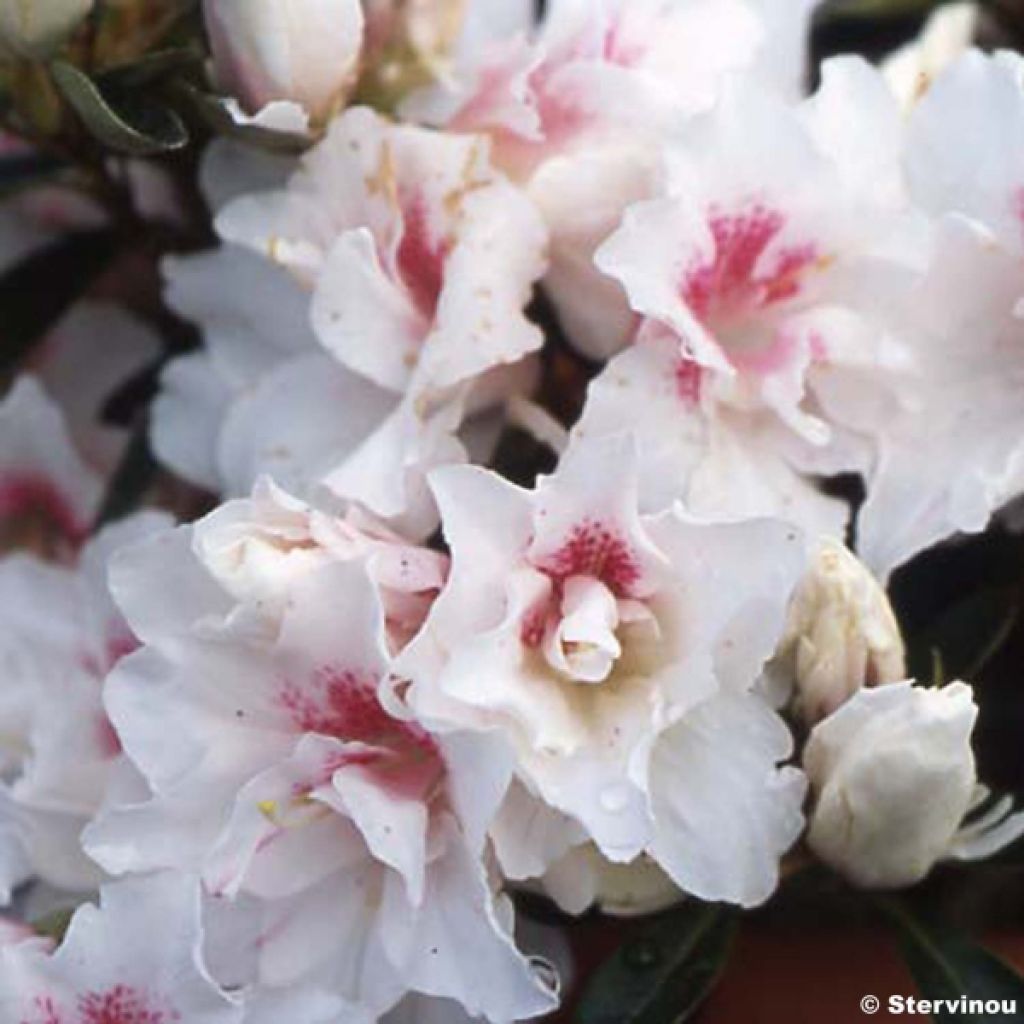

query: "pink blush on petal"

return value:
[683, 204, 819, 326]
[396, 194, 450, 322]
[278, 667, 437, 756]
[674, 357, 703, 405]
[0, 474, 86, 550]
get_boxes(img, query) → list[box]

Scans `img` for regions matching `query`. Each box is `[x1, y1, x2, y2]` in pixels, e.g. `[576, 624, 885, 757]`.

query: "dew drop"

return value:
[599, 786, 630, 813]
[624, 940, 661, 970]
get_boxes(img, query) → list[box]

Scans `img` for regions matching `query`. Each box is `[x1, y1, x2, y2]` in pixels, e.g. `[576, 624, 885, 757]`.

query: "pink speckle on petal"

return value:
[536, 521, 642, 598]
[674, 358, 702, 405]
[396, 194, 449, 321]
[278, 668, 437, 756]
[76, 985, 179, 1024]
[520, 606, 549, 649]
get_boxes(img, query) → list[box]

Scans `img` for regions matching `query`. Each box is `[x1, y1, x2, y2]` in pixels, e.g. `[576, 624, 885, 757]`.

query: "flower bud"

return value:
[806, 681, 978, 889]
[203, 0, 364, 124]
[779, 538, 905, 724]
[0, 0, 93, 58]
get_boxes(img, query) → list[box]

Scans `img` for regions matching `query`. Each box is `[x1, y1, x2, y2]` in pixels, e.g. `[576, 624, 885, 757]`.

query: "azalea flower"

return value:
[856, 52, 1024, 573]
[572, 58, 926, 537]
[395, 433, 807, 907]
[84, 485, 556, 1020]
[156, 112, 544, 536]
[0, 510, 170, 901]
[217, 106, 547, 405]
[403, 0, 819, 361]
[805, 681, 1024, 889]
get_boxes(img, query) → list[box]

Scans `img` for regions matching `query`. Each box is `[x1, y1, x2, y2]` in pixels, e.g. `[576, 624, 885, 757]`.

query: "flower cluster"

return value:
[2, 0, 1024, 1020]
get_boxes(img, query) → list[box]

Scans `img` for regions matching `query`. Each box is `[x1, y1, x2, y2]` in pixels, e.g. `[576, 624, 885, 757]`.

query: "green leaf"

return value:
[906, 587, 1018, 685]
[576, 903, 738, 1024]
[94, 420, 159, 528]
[51, 61, 188, 157]
[0, 229, 121, 376]
[881, 898, 1024, 1021]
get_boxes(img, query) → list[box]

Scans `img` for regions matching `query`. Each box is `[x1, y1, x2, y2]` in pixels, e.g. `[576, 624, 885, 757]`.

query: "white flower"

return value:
[0, 874, 242, 1023]
[0, 0, 92, 57]
[157, 112, 544, 536]
[203, 0, 365, 128]
[855, 52, 1024, 573]
[0, 512, 171, 900]
[396, 433, 807, 907]
[403, 0, 818, 360]
[805, 681, 1024, 889]
[882, 2, 979, 111]
[218, 107, 547, 405]
[776, 538, 905, 723]
[415, 0, 815, 180]
[84, 492, 556, 1020]
[573, 59, 927, 538]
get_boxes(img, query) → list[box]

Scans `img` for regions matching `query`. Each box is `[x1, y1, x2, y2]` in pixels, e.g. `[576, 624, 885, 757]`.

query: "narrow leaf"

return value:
[881, 898, 1024, 1022]
[906, 587, 1018, 685]
[51, 61, 188, 157]
[577, 903, 738, 1024]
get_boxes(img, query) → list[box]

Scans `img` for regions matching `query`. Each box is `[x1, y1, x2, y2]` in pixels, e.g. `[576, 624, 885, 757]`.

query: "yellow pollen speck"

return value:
[257, 800, 278, 821]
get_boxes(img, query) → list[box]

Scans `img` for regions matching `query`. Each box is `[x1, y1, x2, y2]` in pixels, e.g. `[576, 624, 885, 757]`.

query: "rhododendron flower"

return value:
[415, 0, 816, 179]
[217, 106, 547, 405]
[84, 489, 556, 1020]
[805, 681, 1024, 889]
[575, 59, 928, 537]
[395, 434, 807, 907]
[855, 52, 1024, 572]
[0, 511, 169, 901]
[157, 111, 544, 535]
[0, 874, 242, 1024]
[403, 0, 818, 361]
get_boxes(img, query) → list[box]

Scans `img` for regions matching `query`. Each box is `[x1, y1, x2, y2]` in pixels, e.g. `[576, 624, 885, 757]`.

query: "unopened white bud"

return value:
[780, 538, 905, 724]
[203, 0, 364, 124]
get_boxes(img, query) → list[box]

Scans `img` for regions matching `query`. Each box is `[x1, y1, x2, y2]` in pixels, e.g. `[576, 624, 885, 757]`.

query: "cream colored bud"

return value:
[780, 538, 905, 724]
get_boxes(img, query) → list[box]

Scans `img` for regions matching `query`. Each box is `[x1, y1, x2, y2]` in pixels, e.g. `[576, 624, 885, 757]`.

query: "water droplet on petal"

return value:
[600, 786, 630, 813]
